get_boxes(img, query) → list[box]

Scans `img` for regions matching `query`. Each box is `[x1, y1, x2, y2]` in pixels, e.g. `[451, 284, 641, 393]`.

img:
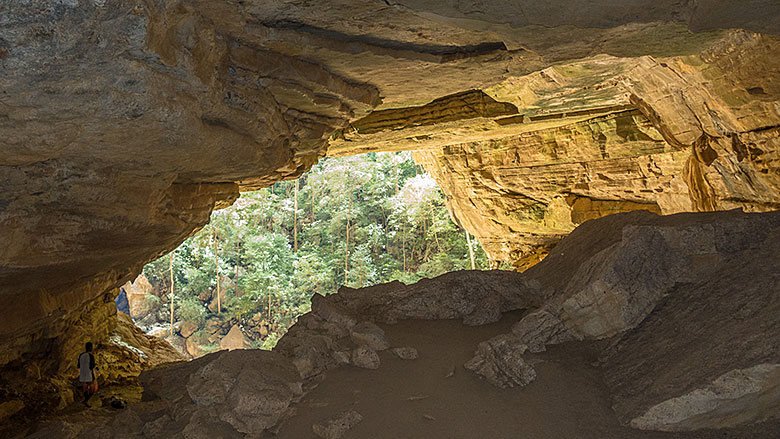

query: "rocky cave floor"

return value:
[271, 314, 778, 439]
[8, 209, 780, 438]
[12, 315, 779, 439]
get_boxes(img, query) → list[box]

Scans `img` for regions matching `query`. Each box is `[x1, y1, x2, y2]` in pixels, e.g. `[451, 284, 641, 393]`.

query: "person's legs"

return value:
[82, 382, 93, 405]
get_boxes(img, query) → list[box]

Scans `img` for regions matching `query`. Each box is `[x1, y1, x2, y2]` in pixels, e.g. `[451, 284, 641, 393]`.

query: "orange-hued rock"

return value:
[1, 0, 780, 420]
[121, 274, 156, 320]
[178, 321, 199, 339]
[220, 325, 250, 351]
[339, 32, 780, 268]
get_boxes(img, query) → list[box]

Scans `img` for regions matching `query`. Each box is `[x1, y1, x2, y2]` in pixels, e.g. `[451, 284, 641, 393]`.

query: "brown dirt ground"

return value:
[272, 311, 779, 438]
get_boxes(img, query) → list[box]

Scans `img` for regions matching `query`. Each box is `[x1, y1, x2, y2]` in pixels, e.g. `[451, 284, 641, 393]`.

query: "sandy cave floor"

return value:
[271, 312, 779, 439]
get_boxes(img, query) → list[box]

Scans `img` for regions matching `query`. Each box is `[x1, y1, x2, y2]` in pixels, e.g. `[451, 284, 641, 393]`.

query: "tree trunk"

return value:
[234, 241, 240, 297]
[294, 179, 299, 252]
[432, 212, 441, 251]
[169, 252, 174, 336]
[310, 180, 315, 222]
[344, 163, 351, 286]
[394, 159, 399, 194]
[466, 231, 476, 270]
[344, 217, 350, 285]
[214, 229, 221, 314]
[381, 205, 389, 251]
[402, 222, 407, 272]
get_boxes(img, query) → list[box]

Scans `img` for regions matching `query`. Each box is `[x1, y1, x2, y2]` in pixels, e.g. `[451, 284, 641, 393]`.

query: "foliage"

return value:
[142, 152, 490, 348]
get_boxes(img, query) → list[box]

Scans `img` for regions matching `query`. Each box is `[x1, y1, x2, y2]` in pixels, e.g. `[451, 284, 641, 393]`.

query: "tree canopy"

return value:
[141, 152, 489, 350]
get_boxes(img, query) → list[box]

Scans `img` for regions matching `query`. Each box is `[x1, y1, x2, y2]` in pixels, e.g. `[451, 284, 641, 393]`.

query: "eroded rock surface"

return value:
[312, 409, 363, 439]
[332, 270, 539, 324]
[464, 209, 780, 431]
[141, 349, 302, 437]
[342, 32, 780, 269]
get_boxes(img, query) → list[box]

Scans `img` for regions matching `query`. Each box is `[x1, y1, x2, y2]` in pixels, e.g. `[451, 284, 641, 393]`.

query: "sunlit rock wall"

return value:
[336, 32, 780, 269]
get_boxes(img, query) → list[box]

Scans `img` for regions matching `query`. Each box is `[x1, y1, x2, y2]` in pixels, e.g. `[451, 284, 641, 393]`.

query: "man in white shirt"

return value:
[77, 342, 97, 406]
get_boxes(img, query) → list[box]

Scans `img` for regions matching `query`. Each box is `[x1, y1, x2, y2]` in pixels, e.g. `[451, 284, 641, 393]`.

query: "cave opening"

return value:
[117, 152, 490, 359]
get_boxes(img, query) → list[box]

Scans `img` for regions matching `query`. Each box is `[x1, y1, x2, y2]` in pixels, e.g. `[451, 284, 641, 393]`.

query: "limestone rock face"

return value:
[112, 311, 186, 370]
[339, 32, 780, 269]
[463, 209, 780, 431]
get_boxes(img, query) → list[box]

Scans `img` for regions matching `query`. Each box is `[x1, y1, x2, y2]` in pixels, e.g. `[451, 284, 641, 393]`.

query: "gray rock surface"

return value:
[312, 409, 363, 439]
[350, 322, 390, 351]
[391, 347, 419, 360]
[630, 364, 780, 431]
[464, 334, 536, 388]
[139, 349, 302, 437]
[331, 270, 540, 324]
[351, 346, 381, 370]
[465, 209, 780, 431]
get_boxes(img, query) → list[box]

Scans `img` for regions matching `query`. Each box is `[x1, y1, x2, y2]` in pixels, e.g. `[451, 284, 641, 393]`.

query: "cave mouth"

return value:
[117, 152, 490, 359]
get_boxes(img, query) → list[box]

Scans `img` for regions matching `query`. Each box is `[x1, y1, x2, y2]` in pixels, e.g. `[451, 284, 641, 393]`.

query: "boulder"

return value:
[164, 334, 189, 359]
[464, 334, 536, 388]
[391, 347, 419, 360]
[204, 318, 222, 335]
[179, 321, 199, 339]
[350, 321, 389, 351]
[121, 274, 157, 320]
[351, 346, 380, 370]
[220, 325, 249, 351]
[330, 270, 539, 324]
[312, 410, 363, 439]
[276, 333, 338, 379]
[185, 350, 303, 435]
[186, 337, 207, 358]
[311, 294, 357, 330]
[140, 350, 302, 436]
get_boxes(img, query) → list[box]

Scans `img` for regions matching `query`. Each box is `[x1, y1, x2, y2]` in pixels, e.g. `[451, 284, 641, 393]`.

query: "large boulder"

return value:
[220, 325, 250, 351]
[178, 321, 199, 339]
[121, 274, 157, 320]
[463, 209, 780, 431]
[330, 270, 540, 324]
[141, 349, 303, 436]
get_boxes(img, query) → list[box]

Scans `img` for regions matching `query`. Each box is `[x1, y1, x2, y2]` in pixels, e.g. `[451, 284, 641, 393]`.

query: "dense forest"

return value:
[136, 152, 489, 353]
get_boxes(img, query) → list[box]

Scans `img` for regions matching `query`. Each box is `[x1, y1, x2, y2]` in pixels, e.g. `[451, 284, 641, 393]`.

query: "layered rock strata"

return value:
[335, 32, 780, 268]
[3, 0, 780, 420]
[466, 209, 780, 431]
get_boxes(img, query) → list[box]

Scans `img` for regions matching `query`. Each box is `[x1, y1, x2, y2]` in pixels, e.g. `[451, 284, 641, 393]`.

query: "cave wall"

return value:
[337, 32, 780, 268]
[1, 0, 780, 412]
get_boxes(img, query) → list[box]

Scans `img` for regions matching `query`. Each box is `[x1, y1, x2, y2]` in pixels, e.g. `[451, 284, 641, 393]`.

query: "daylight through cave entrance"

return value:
[117, 152, 489, 358]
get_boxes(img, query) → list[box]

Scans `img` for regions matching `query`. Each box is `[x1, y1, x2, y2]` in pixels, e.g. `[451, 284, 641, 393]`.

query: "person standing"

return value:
[78, 342, 97, 406]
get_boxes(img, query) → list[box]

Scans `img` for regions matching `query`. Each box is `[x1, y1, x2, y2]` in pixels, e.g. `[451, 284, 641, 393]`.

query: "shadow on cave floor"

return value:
[271, 311, 778, 439]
